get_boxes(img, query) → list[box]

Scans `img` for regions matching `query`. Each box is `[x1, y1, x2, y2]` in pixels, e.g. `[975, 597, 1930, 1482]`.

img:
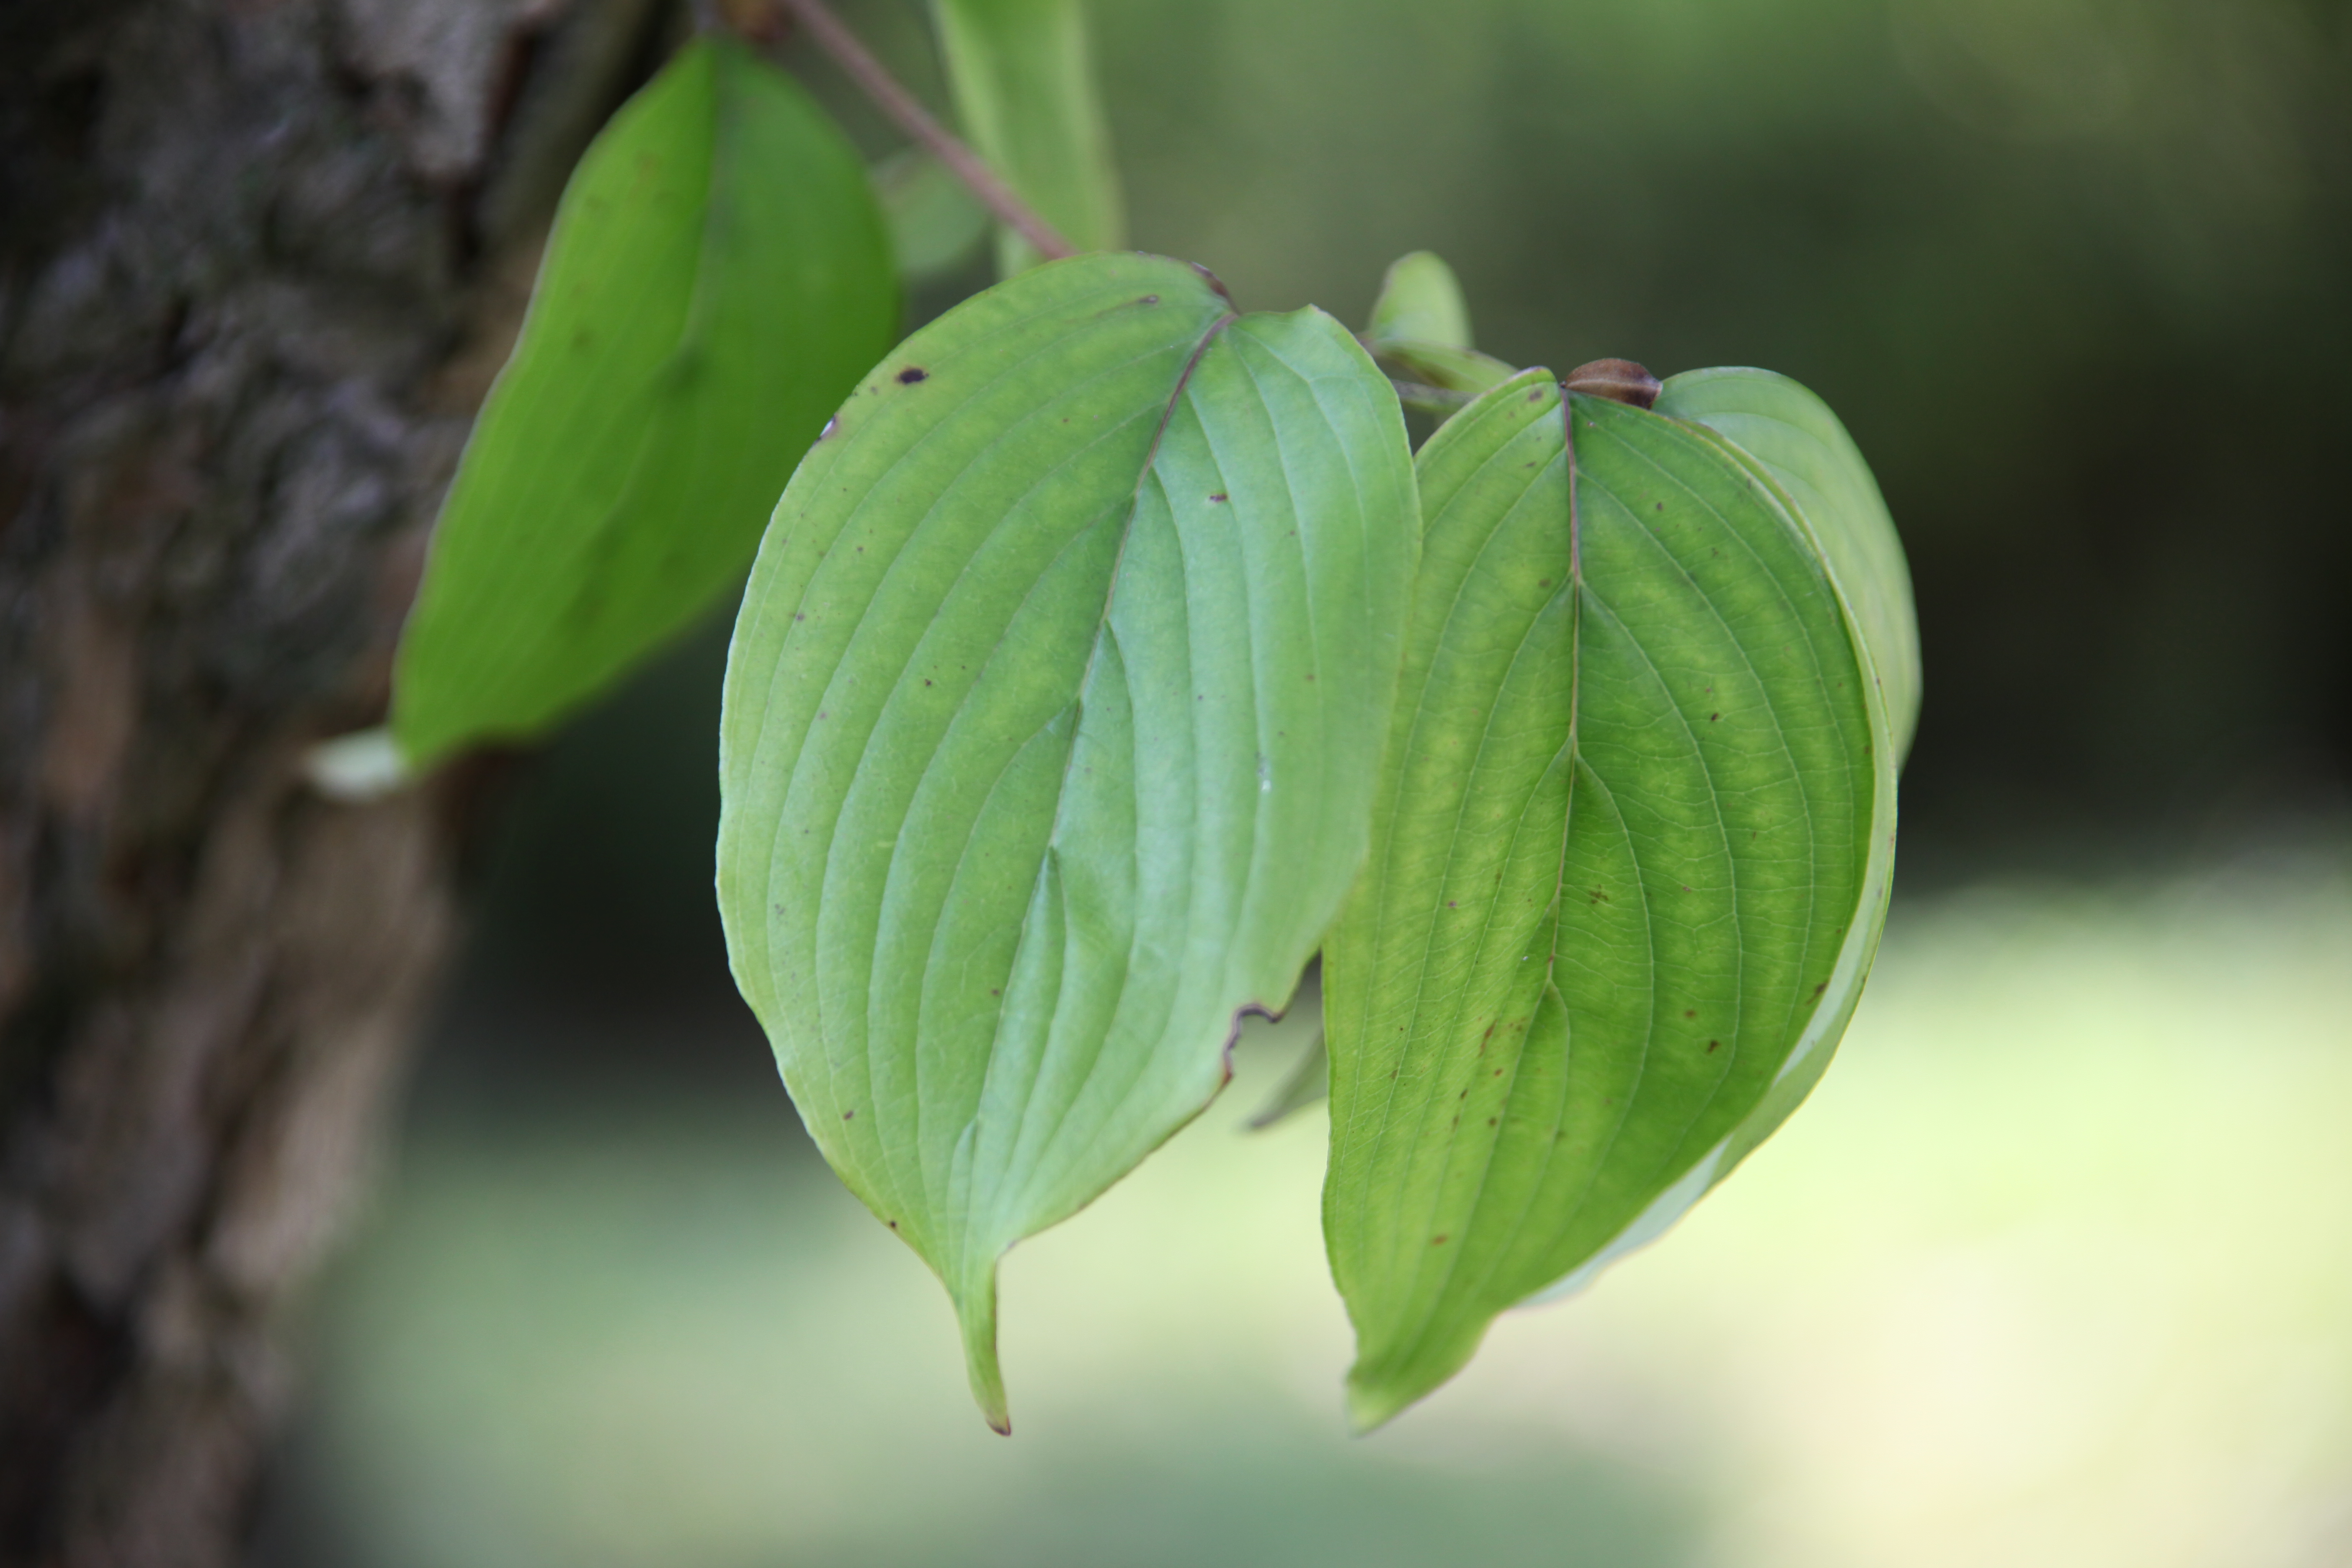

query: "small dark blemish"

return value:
[1656, 502, 1664, 512]
[897, 366, 928, 384]
[1813, 981, 1828, 996]
[1209, 492, 1228, 503]
[794, 613, 805, 622]
[1140, 294, 1160, 304]
[1432, 1235, 1450, 1245]
[818, 710, 828, 720]
[1710, 712, 1720, 722]
[1707, 1039, 1721, 1053]
[991, 988, 1001, 996]
[1527, 388, 1545, 402]
[843, 1109, 855, 1119]
[1488, 1117, 1498, 1127]
[1448, 901, 1458, 908]
[1684, 1009, 1697, 1019]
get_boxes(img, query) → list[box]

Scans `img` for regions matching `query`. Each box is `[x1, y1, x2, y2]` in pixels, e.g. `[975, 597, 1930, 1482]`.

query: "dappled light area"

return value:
[276, 848, 2352, 1568]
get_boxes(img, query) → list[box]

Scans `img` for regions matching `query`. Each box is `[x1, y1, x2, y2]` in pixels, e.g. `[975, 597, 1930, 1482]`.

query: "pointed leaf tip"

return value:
[955, 1263, 1012, 1434]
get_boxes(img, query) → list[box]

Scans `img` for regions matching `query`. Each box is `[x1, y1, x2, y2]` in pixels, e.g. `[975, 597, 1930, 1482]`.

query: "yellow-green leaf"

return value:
[1323, 368, 1911, 1429]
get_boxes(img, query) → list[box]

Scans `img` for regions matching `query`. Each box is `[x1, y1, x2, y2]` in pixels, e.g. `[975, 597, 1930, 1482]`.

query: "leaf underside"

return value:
[1323, 368, 1906, 1430]
[392, 38, 897, 767]
[717, 253, 1418, 1430]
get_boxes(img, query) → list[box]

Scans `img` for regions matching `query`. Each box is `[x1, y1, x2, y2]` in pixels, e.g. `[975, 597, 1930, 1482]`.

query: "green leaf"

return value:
[391, 38, 897, 768]
[1321, 367, 1908, 1430]
[931, 0, 1125, 274]
[1654, 368, 1922, 762]
[1363, 250, 1518, 403]
[716, 253, 1418, 1431]
[873, 149, 990, 282]
[1367, 251, 1475, 350]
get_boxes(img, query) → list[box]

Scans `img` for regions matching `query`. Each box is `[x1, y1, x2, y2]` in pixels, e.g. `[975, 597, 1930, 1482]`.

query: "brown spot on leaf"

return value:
[1209, 492, 1228, 502]
[896, 366, 928, 384]
[1707, 1039, 1721, 1053]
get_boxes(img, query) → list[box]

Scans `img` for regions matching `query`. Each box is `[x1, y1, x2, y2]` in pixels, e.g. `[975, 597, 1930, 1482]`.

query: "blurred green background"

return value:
[256, 1, 2352, 1564]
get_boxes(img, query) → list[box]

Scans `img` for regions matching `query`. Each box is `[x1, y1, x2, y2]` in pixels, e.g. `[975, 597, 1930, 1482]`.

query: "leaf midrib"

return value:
[776, 298, 1239, 1256]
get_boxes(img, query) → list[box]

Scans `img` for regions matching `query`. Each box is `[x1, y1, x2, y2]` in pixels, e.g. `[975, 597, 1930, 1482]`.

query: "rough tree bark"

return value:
[0, 1, 662, 1561]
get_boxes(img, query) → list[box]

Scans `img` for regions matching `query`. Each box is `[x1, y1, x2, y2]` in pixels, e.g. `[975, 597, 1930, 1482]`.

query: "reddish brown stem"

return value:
[767, 0, 1078, 264]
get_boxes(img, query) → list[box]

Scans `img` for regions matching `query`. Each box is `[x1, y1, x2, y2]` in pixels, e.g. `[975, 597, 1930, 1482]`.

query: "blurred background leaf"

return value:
[932, 0, 1127, 271]
[257, 0, 2352, 1562]
[391, 37, 895, 768]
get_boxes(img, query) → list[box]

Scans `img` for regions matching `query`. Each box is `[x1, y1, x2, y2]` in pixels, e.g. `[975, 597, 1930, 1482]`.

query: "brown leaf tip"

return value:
[1563, 358, 1663, 409]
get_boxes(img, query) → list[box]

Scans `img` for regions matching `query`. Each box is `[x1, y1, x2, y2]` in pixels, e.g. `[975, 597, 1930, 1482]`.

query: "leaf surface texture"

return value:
[718, 253, 1418, 1428]
[1323, 369, 1907, 1428]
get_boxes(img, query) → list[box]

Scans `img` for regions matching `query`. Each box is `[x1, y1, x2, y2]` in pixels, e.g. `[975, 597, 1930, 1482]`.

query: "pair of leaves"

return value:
[715, 254, 1418, 1429]
[391, 37, 897, 768]
[714, 245, 1917, 1432]
[1322, 364, 1915, 1428]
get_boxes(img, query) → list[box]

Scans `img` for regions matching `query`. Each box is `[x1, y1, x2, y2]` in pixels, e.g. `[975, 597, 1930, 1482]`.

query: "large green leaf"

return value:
[717, 253, 1418, 1430]
[931, 0, 1125, 274]
[391, 38, 896, 768]
[1322, 367, 1908, 1429]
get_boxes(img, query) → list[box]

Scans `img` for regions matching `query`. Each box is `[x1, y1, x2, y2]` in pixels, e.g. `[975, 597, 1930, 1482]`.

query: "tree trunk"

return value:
[0, 1, 660, 1561]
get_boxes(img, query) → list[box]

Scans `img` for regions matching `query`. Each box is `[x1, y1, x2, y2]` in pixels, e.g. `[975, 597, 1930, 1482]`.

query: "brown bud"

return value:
[1563, 358, 1663, 410]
